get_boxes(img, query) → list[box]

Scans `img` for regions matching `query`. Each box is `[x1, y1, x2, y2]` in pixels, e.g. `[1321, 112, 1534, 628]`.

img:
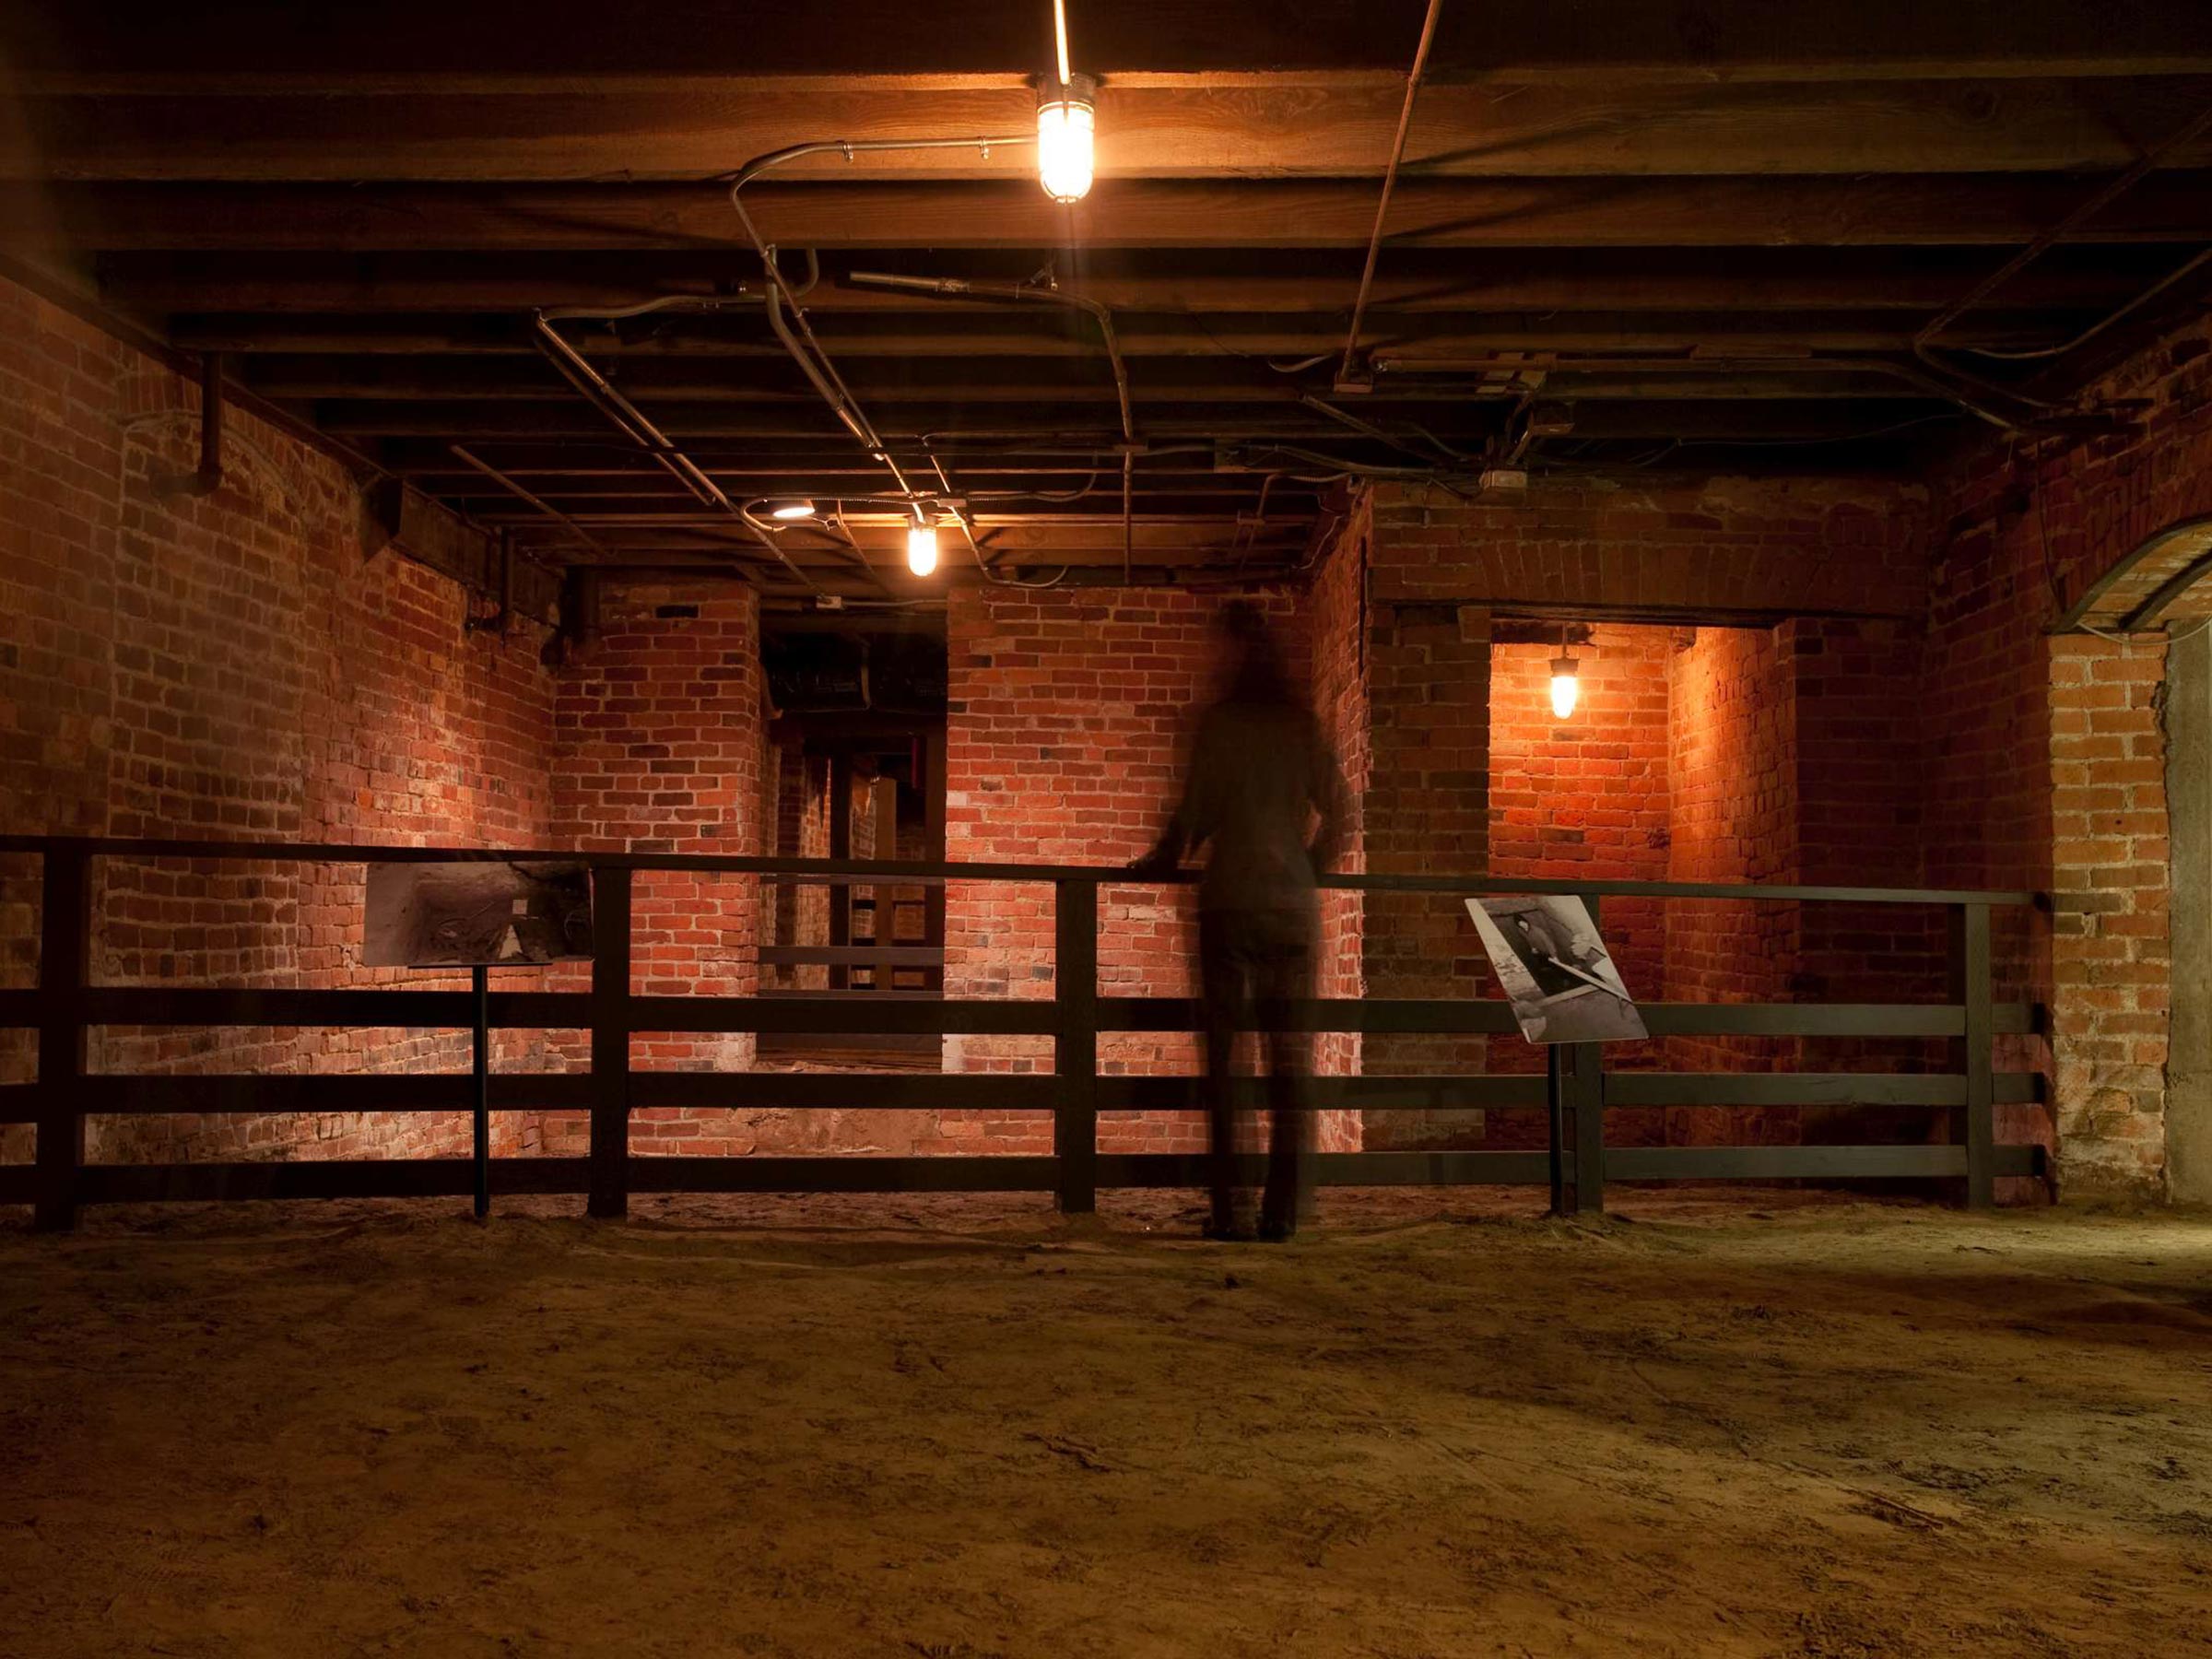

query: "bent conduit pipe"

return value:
[192, 351, 225, 495]
[728, 136, 1034, 514]
[1338, 0, 1445, 388]
[844, 271, 1137, 575]
[1913, 103, 2212, 411]
[529, 310, 822, 593]
[450, 442, 611, 559]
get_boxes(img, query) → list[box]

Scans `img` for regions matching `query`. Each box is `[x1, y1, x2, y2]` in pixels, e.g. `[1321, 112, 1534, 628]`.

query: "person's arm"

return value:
[1129, 713, 1217, 876]
[1307, 721, 1348, 876]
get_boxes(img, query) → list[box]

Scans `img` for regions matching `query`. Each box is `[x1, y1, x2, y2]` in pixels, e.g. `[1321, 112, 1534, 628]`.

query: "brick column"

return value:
[2048, 633, 2171, 1199]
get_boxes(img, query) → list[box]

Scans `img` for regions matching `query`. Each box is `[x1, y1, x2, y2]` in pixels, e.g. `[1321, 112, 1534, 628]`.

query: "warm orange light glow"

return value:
[906, 523, 940, 576]
[1549, 655, 1580, 719]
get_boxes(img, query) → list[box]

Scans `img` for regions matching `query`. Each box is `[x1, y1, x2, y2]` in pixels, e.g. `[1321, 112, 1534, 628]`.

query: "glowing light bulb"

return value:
[906, 523, 940, 577]
[767, 499, 816, 521]
[1549, 654, 1580, 720]
[1036, 78, 1097, 204]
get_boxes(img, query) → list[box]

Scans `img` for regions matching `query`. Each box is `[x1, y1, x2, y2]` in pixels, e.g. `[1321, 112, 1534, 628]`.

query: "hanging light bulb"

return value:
[765, 498, 817, 522]
[1549, 655, 1580, 720]
[1036, 0, 1096, 203]
[906, 519, 940, 577]
[1037, 79, 1097, 203]
[1550, 624, 1580, 720]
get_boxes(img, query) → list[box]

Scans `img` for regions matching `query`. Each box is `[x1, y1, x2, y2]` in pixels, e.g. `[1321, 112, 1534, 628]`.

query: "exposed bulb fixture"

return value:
[1036, 0, 1095, 203]
[766, 498, 817, 521]
[1549, 624, 1580, 720]
[906, 521, 940, 577]
[1037, 77, 1097, 203]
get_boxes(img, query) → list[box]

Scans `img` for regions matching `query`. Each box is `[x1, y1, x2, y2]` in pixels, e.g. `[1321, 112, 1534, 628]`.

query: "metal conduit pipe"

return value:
[1371, 350, 2060, 432]
[449, 443, 611, 558]
[1337, 0, 1445, 390]
[530, 309, 822, 592]
[1914, 103, 2212, 404]
[192, 350, 225, 495]
[843, 270, 1139, 574]
[1961, 245, 2212, 362]
[728, 136, 1034, 512]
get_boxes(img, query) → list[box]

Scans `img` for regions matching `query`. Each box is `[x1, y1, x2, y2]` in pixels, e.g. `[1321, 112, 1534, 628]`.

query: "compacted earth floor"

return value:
[2, 1187, 2209, 1658]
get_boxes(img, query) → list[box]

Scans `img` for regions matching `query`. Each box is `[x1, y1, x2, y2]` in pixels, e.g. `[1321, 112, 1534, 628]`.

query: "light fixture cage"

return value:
[1036, 72, 1100, 204]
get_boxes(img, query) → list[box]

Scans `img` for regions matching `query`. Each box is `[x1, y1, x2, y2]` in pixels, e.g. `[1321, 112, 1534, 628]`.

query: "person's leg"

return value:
[1256, 922, 1317, 1240]
[1198, 909, 1251, 1238]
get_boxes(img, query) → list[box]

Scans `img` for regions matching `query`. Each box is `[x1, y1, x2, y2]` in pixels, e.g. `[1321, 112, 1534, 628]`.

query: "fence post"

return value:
[1566, 891, 1607, 1214]
[588, 865, 632, 1219]
[1545, 1045, 1568, 1216]
[35, 842, 91, 1233]
[1054, 877, 1099, 1214]
[1953, 900, 1995, 1208]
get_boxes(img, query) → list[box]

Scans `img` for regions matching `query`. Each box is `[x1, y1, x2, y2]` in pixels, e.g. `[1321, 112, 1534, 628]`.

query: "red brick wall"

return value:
[1925, 315, 2212, 1197]
[1, 272, 559, 1169]
[1489, 628, 1673, 1009]
[1306, 502, 1370, 1108]
[547, 582, 765, 1155]
[1357, 598, 1492, 1116]
[1366, 477, 1929, 618]
[2047, 635, 2171, 1194]
[942, 585, 1343, 1157]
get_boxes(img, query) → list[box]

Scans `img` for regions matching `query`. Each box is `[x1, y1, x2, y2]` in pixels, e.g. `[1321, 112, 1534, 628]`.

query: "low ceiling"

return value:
[4, 1, 2211, 605]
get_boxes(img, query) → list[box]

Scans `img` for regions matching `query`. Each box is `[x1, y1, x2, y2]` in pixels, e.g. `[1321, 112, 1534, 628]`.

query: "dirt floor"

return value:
[3, 1189, 2210, 1658]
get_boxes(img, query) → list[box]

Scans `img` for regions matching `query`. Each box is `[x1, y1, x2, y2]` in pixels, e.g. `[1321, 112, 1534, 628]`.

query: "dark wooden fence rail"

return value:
[0, 835, 2045, 1231]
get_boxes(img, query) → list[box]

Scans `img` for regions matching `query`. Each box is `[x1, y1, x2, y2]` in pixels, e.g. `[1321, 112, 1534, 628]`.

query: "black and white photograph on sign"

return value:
[362, 861, 594, 968]
[1465, 895, 1649, 1045]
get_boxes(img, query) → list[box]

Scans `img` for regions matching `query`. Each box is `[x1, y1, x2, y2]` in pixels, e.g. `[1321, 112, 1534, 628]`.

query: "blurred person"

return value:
[1131, 601, 1347, 1241]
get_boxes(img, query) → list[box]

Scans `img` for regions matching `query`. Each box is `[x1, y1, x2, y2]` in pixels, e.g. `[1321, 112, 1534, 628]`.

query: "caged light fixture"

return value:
[1036, 0, 1096, 203]
[1549, 623, 1581, 720]
[906, 513, 941, 577]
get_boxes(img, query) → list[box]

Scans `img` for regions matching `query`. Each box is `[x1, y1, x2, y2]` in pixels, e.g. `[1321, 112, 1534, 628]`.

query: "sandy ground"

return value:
[2, 1189, 2210, 1659]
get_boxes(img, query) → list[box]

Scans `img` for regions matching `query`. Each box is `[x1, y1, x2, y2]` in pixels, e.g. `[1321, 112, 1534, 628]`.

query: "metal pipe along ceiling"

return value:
[844, 270, 1136, 577]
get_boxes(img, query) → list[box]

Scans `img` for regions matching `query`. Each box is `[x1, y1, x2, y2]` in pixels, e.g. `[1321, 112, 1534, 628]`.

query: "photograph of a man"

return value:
[1465, 895, 1647, 1045]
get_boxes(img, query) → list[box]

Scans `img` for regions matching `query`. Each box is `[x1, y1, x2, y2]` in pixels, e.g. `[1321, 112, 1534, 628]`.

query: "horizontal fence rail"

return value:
[0, 834, 2047, 1230]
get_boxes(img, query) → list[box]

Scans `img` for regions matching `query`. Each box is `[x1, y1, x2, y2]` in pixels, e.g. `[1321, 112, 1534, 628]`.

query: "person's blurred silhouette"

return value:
[1131, 601, 1347, 1241]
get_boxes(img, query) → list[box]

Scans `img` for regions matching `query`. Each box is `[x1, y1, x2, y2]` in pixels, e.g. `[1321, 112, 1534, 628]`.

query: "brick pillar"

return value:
[1358, 600, 1492, 1148]
[2048, 633, 2171, 1199]
[551, 583, 766, 1153]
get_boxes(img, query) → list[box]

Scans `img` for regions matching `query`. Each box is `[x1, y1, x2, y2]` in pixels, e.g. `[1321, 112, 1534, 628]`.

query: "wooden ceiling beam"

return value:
[238, 356, 1960, 403]
[310, 395, 1956, 442]
[17, 77, 2212, 182]
[171, 308, 2091, 359]
[18, 173, 2212, 253]
[103, 248, 2177, 315]
[8, 1, 2210, 87]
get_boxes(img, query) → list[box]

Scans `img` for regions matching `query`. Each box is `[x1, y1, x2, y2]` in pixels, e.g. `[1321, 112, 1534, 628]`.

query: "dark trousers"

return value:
[1199, 905, 1316, 1232]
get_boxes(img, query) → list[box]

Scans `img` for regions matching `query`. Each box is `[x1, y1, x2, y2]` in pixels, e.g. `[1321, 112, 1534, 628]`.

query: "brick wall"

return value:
[1, 272, 559, 1169]
[1357, 598, 1492, 1124]
[545, 583, 765, 1155]
[1926, 315, 2212, 1198]
[941, 584, 1359, 1158]
[1366, 477, 1929, 618]
[2047, 635, 2171, 1196]
[1306, 502, 1370, 1107]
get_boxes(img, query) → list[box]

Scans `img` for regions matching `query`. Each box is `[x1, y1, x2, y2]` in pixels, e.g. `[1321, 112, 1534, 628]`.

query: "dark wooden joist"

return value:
[102, 246, 2188, 315]
[240, 354, 1943, 404]
[309, 394, 1957, 442]
[18, 172, 2212, 253]
[161, 307, 2102, 361]
[15, 76, 2212, 182]
[7, 0, 2209, 86]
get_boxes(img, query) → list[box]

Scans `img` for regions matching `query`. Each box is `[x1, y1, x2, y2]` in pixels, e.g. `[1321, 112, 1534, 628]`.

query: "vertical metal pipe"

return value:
[195, 351, 225, 495]
[472, 963, 490, 1220]
[1337, 0, 1445, 387]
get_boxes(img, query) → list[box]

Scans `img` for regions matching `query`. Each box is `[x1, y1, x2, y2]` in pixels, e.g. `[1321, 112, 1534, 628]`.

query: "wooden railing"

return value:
[0, 835, 2046, 1230]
